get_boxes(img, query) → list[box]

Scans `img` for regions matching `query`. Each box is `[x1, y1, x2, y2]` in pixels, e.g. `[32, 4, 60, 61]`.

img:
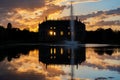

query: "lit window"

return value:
[54, 27, 56, 29]
[68, 32, 70, 35]
[54, 32, 56, 36]
[60, 31, 64, 36]
[50, 27, 52, 29]
[49, 30, 56, 36]
[49, 30, 53, 36]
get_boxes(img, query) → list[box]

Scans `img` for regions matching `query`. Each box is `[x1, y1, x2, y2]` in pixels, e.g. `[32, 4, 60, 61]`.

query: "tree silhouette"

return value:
[0, 22, 120, 45]
[7, 23, 12, 29]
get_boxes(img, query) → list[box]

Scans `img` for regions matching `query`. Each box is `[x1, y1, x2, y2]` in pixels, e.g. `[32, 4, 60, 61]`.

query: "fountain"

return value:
[65, 1, 78, 46]
[64, 1, 79, 80]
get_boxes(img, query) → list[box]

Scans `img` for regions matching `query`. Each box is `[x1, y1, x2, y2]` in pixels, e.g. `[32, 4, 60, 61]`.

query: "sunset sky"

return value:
[0, 0, 120, 32]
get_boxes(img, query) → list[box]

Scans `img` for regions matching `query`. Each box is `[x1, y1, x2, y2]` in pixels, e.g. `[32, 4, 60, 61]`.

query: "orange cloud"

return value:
[0, 0, 66, 32]
[4, 4, 65, 32]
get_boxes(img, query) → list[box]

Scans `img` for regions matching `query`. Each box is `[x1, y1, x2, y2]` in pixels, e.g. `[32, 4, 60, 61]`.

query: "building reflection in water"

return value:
[0, 45, 120, 80]
[38, 45, 86, 69]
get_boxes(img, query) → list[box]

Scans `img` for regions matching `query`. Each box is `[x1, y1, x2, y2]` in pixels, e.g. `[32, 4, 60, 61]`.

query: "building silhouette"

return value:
[38, 20, 86, 43]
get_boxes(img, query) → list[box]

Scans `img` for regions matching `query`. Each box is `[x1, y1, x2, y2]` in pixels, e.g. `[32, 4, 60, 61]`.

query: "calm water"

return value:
[0, 44, 120, 80]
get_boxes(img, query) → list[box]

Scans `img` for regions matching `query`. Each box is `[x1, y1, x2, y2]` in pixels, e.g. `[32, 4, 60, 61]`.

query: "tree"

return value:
[7, 23, 12, 29]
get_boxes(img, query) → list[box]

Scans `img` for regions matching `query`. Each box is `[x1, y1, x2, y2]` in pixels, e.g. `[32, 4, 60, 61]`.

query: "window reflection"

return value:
[50, 48, 56, 54]
[60, 48, 63, 55]
[50, 48, 53, 54]
[54, 48, 56, 54]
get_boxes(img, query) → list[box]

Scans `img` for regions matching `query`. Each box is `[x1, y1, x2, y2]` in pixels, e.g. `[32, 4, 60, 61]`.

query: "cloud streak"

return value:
[78, 8, 120, 21]
[95, 20, 120, 26]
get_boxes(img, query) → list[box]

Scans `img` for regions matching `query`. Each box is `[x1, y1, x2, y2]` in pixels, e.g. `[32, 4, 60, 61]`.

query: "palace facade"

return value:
[38, 20, 85, 43]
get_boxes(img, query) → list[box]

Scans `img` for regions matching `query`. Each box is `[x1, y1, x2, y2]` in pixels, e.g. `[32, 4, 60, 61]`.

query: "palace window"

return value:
[68, 32, 71, 35]
[50, 27, 53, 29]
[60, 31, 64, 36]
[54, 32, 56, 36]
[49, 30, 53, 35]
[50, 27, 56, 29]
[54, 27, 56, 29]
[49, 30, 56, 36]
[68, 27, 70, 29]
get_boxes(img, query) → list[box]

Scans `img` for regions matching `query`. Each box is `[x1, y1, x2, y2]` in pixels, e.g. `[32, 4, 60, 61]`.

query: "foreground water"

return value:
[0, 44, 120, 80]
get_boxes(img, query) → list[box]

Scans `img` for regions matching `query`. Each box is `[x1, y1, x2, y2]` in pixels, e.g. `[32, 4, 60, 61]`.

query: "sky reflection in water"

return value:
[0, 45, 120, 80]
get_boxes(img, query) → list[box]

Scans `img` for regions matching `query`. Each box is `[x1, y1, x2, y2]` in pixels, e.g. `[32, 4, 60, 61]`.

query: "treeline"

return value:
[0, 23, 38, 44]
[0, 23, 120, 45]
[85, 28, 120, 44]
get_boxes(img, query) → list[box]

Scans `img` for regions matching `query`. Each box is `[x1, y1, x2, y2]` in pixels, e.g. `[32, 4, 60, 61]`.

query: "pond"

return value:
[0, 44, 120, 80]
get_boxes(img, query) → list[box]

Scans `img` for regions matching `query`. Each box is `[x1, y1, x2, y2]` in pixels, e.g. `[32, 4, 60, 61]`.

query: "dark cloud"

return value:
[62, 8, 120, 21]
[0, 72, 46, 80]
[88, 20, 120, 27]
[0, 0, 45, 28]
[95, 20, 120, 26]
[77, 8, 120, 20]
[0, 0, 45, 10]
[106, 8, 120, 15]
[77, 8, 120, 30]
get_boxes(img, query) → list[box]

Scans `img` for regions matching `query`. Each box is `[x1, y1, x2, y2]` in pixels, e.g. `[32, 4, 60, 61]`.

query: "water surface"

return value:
[0, 44, 120, 80]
